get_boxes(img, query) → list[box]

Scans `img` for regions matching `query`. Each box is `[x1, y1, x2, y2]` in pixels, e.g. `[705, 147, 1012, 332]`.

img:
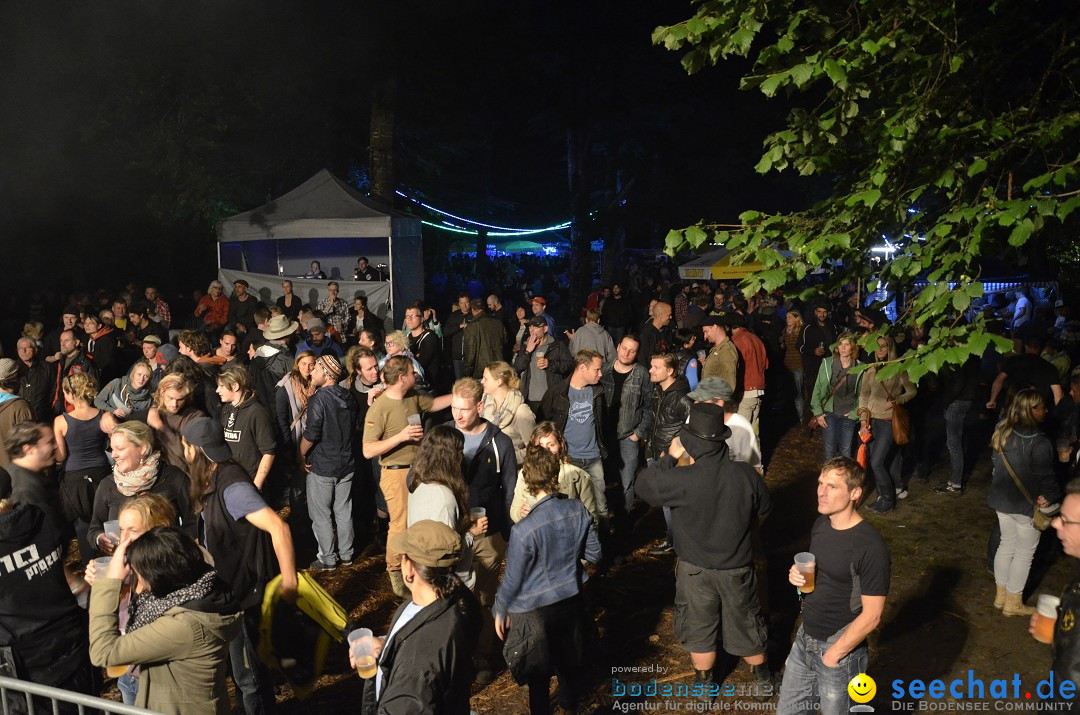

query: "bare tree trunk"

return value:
[567, 126, 593, 321]
[369, 73, 397, 206]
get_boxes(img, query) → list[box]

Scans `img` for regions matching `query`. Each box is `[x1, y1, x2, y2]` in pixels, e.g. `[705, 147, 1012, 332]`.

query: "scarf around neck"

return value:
[127, 570, 216, 632]
[113, 452, 161, 497]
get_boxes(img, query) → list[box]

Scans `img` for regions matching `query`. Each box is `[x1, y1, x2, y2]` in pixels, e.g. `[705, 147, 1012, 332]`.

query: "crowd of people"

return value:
[1, 269, 1080, 715]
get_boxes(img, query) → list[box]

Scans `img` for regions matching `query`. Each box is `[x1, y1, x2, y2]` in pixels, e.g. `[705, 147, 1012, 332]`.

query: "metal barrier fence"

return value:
[0, 676, 152, 715]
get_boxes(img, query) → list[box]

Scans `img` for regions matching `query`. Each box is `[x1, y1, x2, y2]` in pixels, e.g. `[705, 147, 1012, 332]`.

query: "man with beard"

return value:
[317, 281, 351, 337]
[637, 302, 673, 367]
[42, 307, 82, 360]
[16, 338, 52, 421]
[126, 302, 169, 346]
[50, 330, 97, 415]
[800, 304, 836, 405]
[250, 315, 300, 414]
[227, 279, 260, 337]
[144, 285, 172, 329]
[644, 352, 694, 555]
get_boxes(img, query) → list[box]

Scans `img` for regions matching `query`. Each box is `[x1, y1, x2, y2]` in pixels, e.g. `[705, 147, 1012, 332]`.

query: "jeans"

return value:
[868, 418, 900, 505]
[613, 436, 641, 514]
[945, 400, 972, 487]
[790, 368, 805, 423]
[777, 625, 868, 715]
[994, 511, 1040, 594]
[822, 413, 856, 461]
[117, 672, 138, 705]
[570, 456, 607, 519]
[306, 471, 355, 564]
[229, 606, 275, 715]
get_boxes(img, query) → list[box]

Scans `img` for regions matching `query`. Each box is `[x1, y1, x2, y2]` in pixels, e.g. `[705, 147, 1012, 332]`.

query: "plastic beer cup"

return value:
[1034, 595, 1060, 644]
[104, 520, 121, 546]
[349, 628, 377, 678]
[794, 552, 816, 594]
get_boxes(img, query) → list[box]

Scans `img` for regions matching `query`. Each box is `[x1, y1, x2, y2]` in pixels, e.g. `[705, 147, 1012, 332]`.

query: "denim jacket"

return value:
[600, 361, 653, 440]
[493, 494, 601, 617]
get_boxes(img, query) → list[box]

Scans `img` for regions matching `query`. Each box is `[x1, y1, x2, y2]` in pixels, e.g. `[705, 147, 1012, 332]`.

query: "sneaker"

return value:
[308, 559, 336, 572]
[866, 498, 895, 514]
[933, 481, 963, 496]
[648, 541, 675, 555]
[338, 557, 355, 567]
[895, 488, 909, 500]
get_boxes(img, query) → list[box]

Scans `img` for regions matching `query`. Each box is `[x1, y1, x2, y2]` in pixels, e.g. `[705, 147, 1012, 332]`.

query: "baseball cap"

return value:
[530, 296, 547, 306]
[233, 279, 250, 288]
[525, 316, 547, 328]
[181, 417, 233, 464]
[389, 520, 462, 568]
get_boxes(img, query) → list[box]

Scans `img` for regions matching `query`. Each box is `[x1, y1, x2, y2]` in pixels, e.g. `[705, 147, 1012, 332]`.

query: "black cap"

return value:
[702, 314, 729, 329]
[233, 279, 250, 288]
[181, 417, 233, 463]
[526, 316, 547, 328]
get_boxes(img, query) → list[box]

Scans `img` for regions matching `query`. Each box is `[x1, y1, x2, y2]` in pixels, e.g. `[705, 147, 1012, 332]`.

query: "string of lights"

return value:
[396, 189, 572, 235]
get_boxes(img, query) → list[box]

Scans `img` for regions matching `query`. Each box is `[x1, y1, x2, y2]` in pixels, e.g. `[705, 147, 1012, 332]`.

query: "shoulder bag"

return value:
[808, 362, 849, 430]
[999, 450, 1056, 530]
[883, 380, 910, 446]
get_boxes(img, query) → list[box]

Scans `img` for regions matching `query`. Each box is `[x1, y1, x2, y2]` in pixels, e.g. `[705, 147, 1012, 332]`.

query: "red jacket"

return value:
[731, 328, 768, 392]
[196, 294, 230, 328]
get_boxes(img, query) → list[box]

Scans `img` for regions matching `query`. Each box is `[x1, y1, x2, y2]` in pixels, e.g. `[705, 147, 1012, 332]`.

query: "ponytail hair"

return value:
[410, 561, 475, 613]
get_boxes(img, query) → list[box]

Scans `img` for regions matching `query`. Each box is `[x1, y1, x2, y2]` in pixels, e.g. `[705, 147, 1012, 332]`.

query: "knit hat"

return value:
[306, 318, 326, 334]
[318, 354, 342, 381]
[389, 520, 462, 568]
[0, 358, 18, 382]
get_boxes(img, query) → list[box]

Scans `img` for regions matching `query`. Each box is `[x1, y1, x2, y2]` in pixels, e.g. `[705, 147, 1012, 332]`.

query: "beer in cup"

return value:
[794, 552, 816, 594]
[1056, 438, 1072, 464]
[349, 628, 377, 678]
[1033, 594, 1060, 644]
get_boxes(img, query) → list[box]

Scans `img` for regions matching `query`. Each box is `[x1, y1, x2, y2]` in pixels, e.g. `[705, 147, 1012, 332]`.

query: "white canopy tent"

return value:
[215, 169, 423, 324]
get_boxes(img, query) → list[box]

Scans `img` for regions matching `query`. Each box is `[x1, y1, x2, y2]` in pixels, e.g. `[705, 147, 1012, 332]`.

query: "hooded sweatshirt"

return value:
[94, 363, 154, 416]
[302, 383, 357, 478]
[220, 396, 277, 480]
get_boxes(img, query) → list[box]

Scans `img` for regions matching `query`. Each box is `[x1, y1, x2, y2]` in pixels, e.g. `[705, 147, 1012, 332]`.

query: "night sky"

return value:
[0, 2, 813, 294]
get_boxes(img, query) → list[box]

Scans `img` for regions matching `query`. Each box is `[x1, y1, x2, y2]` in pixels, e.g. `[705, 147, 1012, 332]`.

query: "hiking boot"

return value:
[994, 584, 1006, 609]
[388, 570, 409, 599]
[1003, 591, 1035, 616]
[750, 663, 780, 700]
[933, 481, 963, 496]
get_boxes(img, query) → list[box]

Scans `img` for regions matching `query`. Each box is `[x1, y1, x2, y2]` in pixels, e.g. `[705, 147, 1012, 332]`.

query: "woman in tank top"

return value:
[53, 372, 115, 563]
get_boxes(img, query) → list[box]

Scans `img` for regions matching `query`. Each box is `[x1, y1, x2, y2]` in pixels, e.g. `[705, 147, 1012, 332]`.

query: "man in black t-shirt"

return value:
[987, 334, 1064, 412]
[778, 456, 890, 715]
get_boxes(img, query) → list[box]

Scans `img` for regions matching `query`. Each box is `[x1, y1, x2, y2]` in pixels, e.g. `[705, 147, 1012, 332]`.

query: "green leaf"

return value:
[730, 27, 756, 56]
[790, 64, 813, 87]
[845, 189, 882, 208]
[860, 39, 880, 55]
[949, 55, 964, 73]
[823, 59, 847, 87]
[685, 225, 709, 248]
[759, 72, 786, 98]
[1007, 218, 1034, 247]
[739, 210, 761, 223]
[664, 229, 685, 252]
[967, 158, 987, 177]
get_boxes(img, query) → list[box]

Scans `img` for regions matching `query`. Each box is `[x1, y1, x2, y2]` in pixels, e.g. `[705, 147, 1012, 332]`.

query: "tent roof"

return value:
[216, 169, 421, 242]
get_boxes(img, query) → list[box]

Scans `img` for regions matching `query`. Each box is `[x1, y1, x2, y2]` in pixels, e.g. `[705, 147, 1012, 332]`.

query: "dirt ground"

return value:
[93, 410, 1078, 713]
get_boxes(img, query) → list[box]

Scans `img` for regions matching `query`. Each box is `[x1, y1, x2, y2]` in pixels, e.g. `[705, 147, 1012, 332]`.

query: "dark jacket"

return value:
[799, 320, 836, 373]
[17, 358, 54, 421]
[50, 351, 98, 414]
[85, 327, 124, 384]
[514, 338, 574, 403]
[303, 384, 357, 478]
[461, 421, 518, 539]
[463, 314, 507, 379]
[1052, 576, 1080, 705]
[362, 591, 483, 715]
[600, 295, 635, 330]
[250, 342, 293, 415]
[221, 397, 277, 480]
[87, 465, 196, 548]
[442, 309, 472, 360]
[346, 309, 382, 341]
[539, 378, 607, 460]
[0, 502, 92, 697]
[599, 361, 652, 440]
[637, 442, 771, 570]
[8, 463, 66, 531]
[988, 426, 1060, 516]
[645, 376, 693, 460]
[409, 330, 442, 389]
[636, 323, 671, 367]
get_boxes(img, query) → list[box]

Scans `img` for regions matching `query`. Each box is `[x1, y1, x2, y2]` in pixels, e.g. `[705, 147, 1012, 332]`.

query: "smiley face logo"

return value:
[848, 673, 876, 704]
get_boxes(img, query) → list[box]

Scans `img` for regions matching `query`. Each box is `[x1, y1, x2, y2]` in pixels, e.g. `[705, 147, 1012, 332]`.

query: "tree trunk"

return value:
[369, 73, 397, 206]
[567, 126, 593, 322]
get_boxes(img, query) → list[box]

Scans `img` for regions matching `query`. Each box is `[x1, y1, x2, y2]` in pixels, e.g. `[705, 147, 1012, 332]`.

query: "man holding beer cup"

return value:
[777, 456, 890, 715]
[1030, 477, 1080, 692]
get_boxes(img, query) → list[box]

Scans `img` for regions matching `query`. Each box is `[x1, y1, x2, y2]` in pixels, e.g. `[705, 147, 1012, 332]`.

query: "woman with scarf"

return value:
[87, 420, 194, 555]
[89, 526, 241, 714]
[480, 361, 536, 462]
[379, 331, 427, 387]
[82, 312, 122, 383]
[94, 360, 155, 418]
[275, 350, 317, 452]
[53, 372, 116, 564]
